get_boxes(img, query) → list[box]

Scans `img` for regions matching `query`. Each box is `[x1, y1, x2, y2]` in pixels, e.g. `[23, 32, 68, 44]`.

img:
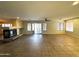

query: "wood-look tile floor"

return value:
[0, 34, 79, 57]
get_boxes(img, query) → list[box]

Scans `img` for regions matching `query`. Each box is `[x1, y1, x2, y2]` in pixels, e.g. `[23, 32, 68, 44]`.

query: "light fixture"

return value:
[17, 17, 20, 19]
[72, 1, 79, 6]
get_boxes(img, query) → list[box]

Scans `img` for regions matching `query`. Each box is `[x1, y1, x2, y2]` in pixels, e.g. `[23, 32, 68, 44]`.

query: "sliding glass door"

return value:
[32, 23, 42, 34]
[27, 23, 47, 34]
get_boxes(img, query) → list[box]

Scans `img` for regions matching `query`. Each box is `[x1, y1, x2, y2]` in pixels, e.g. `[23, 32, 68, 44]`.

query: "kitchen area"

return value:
[0, 18, 24, 41]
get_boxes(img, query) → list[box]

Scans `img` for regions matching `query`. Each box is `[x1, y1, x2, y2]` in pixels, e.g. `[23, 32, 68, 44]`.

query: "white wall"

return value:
[43, 19, 65, 34]
[66, 18, 79, 38]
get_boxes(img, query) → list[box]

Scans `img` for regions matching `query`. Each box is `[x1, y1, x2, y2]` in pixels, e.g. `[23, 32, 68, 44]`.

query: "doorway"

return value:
[32, 23, 42, 34]
[27, 23, 47, 34]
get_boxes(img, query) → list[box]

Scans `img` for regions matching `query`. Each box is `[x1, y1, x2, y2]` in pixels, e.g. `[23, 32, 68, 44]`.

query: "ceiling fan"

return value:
[44, 18, 51, 22]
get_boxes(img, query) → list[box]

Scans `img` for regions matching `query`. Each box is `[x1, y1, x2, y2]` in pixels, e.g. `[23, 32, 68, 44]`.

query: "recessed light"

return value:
[72, 1, 79, 6]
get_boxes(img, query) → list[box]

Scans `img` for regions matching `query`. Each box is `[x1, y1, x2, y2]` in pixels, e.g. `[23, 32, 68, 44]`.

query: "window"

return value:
[32, 23, 35, 31]
[27, 23, 32, 31]
[43, 23, 47, 31]
[57, 23, 64, 30]
[27, 23, 47, 32]
[2, 24, 5, 27]
[2, 24, 12, 27]
[66, 22, 73, 32]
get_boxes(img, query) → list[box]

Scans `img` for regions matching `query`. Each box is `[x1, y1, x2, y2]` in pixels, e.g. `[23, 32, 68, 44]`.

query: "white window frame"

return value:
[57, 22, 64, 31]
[66, 22, 73, 32]
[27, 23, 32, 31]
[43, 23, 47, 31]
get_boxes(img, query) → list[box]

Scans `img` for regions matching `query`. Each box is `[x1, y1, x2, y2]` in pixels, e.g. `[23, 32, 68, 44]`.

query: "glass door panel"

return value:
[32, 23, 42, 34]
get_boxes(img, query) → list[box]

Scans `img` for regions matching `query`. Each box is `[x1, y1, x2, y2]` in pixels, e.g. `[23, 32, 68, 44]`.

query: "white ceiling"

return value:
[0, 1, 79, 20]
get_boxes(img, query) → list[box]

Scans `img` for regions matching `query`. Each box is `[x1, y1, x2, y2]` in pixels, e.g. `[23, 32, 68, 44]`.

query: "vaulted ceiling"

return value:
[0, 1, 79, 20]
